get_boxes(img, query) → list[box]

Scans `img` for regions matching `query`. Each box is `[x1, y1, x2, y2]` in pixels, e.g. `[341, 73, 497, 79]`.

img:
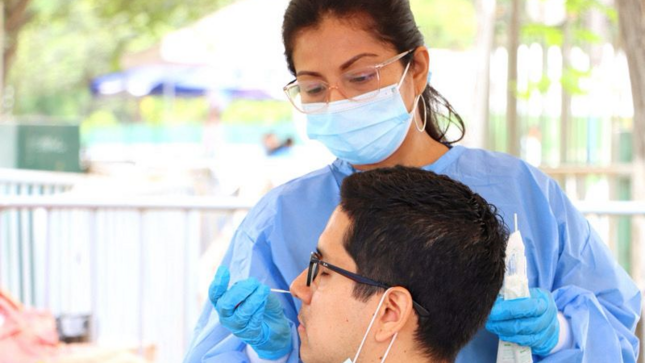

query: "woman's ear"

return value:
[374, 287, 415, 343]
[411, 46, 430, 95]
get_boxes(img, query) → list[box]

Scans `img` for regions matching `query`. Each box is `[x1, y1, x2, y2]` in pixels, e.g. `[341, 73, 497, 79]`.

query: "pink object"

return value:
[0, 290, 59, 363]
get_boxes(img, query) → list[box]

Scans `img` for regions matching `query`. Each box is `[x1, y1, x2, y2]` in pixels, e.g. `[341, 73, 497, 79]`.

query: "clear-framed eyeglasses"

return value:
[283, 49, 415, 114]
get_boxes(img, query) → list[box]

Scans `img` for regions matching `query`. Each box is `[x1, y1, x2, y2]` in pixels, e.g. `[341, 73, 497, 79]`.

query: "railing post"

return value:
[44, 209, 51, 309]
[89, 210, 99, 342]
[0, 208, 4, 289]
[138, 210, 146, 356]
[184, 209, 199, 351]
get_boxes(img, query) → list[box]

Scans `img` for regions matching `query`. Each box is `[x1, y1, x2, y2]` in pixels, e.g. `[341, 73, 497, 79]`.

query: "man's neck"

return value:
[361, 342, 446, 363]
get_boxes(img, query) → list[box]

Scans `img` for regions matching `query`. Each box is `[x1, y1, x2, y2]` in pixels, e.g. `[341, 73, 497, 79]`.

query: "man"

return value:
[210, 166, 509, 362]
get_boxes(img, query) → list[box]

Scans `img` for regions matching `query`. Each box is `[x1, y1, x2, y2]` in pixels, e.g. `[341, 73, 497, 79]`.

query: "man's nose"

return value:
[290, 269, 312, 304]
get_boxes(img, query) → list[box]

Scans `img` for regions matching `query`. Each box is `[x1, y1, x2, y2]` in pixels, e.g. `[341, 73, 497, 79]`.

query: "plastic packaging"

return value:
[496, 214, 533, 363]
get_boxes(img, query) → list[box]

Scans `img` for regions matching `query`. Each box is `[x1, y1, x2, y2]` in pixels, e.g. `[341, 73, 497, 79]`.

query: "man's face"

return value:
[290, 208, 376, 363]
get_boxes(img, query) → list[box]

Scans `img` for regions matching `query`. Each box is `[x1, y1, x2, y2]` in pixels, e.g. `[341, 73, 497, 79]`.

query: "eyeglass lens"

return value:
[288, 67, 381, 112]
[307, 259, 319, 286]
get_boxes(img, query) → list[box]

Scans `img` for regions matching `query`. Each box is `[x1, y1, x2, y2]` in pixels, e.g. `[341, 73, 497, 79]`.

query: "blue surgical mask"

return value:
[305, 63, 419, 166]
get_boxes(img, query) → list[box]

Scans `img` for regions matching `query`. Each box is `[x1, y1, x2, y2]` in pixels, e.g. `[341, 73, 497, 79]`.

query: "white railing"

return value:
[0, 167, 83, 194]
[576, 201, 645, 216]
[0, 196, 254, 363]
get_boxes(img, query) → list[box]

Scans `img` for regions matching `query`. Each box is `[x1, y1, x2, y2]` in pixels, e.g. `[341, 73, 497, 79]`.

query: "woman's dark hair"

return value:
[282, 0, 465, 144]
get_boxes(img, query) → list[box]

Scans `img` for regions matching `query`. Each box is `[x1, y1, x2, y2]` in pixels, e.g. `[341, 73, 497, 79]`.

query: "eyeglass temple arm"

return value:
[377, 49, 415, 69]
[315, 257, 430, 317]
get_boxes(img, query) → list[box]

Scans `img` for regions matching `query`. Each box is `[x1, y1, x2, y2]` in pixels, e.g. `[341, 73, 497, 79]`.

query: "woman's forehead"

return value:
[291, 16, 397, 71]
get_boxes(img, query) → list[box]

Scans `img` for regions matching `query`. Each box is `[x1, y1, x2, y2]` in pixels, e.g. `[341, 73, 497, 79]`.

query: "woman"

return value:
[184, 1, 641, 362]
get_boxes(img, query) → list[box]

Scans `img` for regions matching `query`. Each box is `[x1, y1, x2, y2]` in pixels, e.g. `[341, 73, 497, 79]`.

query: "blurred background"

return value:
[0, 0, 643, 361]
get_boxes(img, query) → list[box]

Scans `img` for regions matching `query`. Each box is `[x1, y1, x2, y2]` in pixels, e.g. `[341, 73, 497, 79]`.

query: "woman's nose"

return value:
[290, 269, 312, 304]
[327, 85, 348, 103]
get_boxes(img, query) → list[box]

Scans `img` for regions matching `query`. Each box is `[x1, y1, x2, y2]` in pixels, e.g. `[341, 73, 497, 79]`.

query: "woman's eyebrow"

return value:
[296, 70, 323, 77]
[295, 53, 379, 77]
[340, 53, 378, 70]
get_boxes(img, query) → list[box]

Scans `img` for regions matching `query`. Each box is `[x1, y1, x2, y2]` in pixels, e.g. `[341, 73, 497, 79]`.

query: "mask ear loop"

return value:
[396, 61, 413, 89]
[380, 332, 398, 363]
[352, 289, 393, 363]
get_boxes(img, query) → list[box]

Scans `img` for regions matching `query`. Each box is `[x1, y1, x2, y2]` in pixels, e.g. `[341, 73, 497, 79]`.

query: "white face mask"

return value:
[342, 289, 398, 363]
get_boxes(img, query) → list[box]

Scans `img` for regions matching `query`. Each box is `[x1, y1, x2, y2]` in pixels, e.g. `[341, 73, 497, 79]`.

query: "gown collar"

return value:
[330, 145, 466, 182]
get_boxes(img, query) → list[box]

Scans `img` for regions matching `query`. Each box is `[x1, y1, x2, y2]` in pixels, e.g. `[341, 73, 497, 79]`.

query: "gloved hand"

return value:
[485, 288, 560, 356]
[209, 266, 292, 360]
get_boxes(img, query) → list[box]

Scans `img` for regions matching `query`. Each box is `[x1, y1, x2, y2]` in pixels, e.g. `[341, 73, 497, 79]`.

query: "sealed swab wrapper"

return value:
[496, 215, 533, 363]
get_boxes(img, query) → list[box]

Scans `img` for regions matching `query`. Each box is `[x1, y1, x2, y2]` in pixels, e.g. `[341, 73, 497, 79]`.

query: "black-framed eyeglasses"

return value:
[307, 251, 430, 317]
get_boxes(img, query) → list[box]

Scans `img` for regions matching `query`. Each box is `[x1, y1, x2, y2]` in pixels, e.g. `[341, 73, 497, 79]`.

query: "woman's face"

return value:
[291, 15, 422, 109]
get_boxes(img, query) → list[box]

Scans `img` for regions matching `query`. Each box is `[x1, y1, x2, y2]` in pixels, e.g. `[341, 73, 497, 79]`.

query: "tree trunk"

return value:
[616, 0, 645, 310]
[506, 0, 521, 156]
[616, 0, 645, 168]
[470, 0, 497, 149]
[560, 16, 572, 165]
[3, 0, 33, 84]
[1, 1, 4, 118]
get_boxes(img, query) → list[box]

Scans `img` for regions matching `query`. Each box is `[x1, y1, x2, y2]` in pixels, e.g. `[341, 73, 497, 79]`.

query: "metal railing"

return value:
[0, 196, 254, 363]
[0, 167, 83, 194]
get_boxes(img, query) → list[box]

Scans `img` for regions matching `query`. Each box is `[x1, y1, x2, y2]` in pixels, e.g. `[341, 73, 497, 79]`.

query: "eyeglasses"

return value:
[307, 251, 430, 317]
[284, 49, 415, 114]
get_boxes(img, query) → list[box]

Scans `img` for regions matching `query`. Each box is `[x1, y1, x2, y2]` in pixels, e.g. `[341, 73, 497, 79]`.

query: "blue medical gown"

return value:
[184, 146, 641, 363]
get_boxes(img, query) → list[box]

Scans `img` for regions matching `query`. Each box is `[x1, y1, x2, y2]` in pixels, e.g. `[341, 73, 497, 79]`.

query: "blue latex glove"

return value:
[485, 288, 560, 356]
[209, 266, 292, 360]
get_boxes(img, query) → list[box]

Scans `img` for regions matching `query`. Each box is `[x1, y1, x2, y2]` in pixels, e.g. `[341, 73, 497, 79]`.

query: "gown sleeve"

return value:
[182, 222, 301, 363]
[540, 181, 641, 362]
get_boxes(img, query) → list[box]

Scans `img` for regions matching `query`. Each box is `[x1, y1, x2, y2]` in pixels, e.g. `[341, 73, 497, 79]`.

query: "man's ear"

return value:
[411, 46, 430, 95]
[374, 287, 415, 343]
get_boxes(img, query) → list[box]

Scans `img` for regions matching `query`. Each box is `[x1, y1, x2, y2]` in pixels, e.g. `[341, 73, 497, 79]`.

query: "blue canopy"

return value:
[90, 65, 276, 99]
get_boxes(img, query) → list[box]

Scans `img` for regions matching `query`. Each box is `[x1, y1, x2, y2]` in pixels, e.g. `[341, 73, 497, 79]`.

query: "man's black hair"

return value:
[339, 166, 508, 362]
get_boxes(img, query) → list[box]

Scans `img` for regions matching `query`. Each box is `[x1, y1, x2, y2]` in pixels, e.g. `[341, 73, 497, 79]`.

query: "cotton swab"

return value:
[234, 288, 292, 308]
[270, 288, 291, 294]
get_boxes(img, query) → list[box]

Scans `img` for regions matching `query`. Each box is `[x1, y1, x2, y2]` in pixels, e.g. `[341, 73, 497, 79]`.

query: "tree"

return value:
[506, 0, 521, 157]
[2, 0, 33, 85]
[470, 0, 497, 149]
[615, 0, 644, 176]
[2, 0, 231, 117]
[3, 0, 231, 80]
[615, 0, 645, 284]
[411, 0, 477, 50]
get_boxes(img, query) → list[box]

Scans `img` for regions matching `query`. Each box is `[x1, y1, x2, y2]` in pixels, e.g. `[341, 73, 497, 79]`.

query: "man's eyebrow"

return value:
[315, 247, 324, 258]
[295, 53, 379, 77]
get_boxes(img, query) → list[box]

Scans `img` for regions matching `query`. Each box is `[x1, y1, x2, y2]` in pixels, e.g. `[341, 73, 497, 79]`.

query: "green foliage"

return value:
[517, 76, 553, 100]
[565, 0, 618, 21]
[573, 28, 603, 44]
[8, 0, 229, 118]
[520, 0, 616, 47]
[522, 23, 564, 46]
[561, 67, 592, 95]
[138, 97, 209, 124]
[410, 0, 476, 49]
[221, 100, 293, 125]
[80, 109, 120, 138]
[517, 0, 615, 97]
